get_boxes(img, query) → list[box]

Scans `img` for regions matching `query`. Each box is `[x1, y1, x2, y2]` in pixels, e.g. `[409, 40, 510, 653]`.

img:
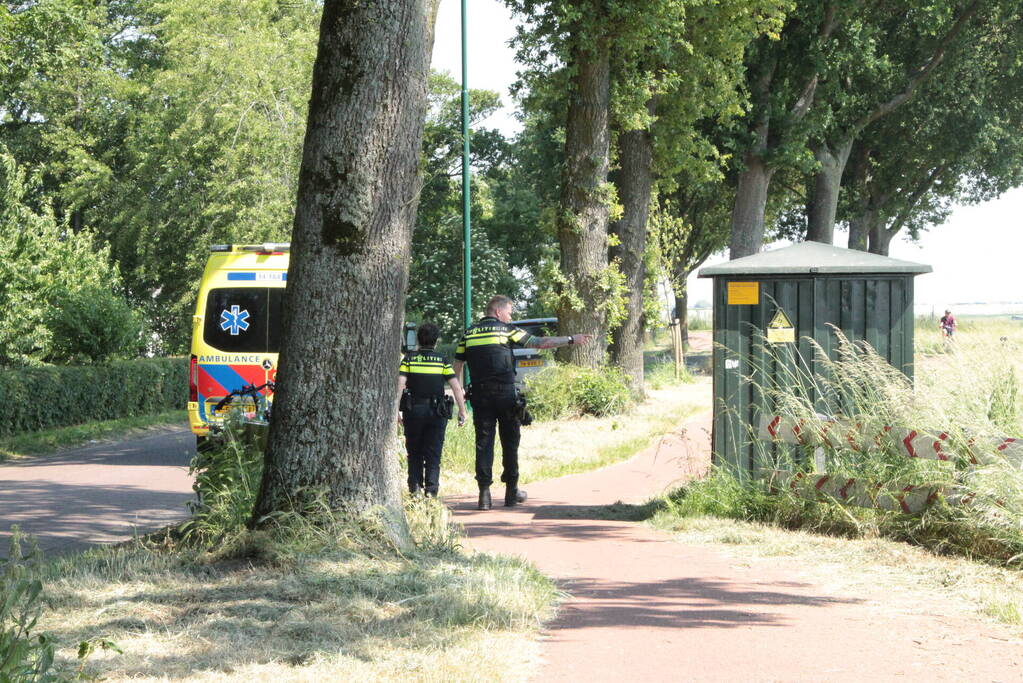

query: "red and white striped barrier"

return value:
[968, 435, 1023, 466]
[764, 469, 943, 514]
[758, 415, 1023, 467]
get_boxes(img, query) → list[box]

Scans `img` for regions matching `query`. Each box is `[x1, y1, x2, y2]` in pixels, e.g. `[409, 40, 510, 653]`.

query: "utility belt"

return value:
[465, 383, 532, 426]
[467, 379, 515, 396]
[400, 389, 453, 419]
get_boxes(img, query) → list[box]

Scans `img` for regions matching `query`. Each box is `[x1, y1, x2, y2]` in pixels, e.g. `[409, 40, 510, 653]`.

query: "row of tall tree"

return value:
[497, 0, 1023, 397]
[8, 1, 1018, 374]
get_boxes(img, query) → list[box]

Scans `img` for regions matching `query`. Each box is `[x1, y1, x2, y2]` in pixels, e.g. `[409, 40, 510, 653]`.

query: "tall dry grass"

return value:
[667, 320, 1023, 564]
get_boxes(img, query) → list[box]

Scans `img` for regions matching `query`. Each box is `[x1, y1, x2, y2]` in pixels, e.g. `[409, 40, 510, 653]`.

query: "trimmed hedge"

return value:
[0, 358, 187, 438]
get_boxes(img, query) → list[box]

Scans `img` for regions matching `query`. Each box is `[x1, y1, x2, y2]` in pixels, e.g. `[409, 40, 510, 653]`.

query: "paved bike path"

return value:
[449, 412, 1023, 682]
[0, 428, 195, 557]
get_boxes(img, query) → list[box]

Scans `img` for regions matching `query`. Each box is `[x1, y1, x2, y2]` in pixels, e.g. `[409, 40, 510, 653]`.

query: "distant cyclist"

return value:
[939, 309, 957, 338]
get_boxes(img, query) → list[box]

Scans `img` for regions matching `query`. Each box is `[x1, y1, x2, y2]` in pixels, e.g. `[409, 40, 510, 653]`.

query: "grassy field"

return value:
[913, 315, 1023, 435]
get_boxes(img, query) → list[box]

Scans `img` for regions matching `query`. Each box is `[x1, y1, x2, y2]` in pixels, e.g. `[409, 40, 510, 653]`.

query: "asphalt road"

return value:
[0, 427, 196, 559]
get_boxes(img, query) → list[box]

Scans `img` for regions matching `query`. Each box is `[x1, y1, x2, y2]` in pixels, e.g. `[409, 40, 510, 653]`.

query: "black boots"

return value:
[478, 486, 526, 509]
[505, 487, 527, 507]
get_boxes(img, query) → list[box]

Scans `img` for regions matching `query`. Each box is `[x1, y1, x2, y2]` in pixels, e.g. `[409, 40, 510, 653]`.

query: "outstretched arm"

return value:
[525, 333, 594, 349]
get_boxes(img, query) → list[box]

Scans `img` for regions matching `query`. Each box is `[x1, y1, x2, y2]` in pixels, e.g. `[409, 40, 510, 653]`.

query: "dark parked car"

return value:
[510, 317, 558, 389]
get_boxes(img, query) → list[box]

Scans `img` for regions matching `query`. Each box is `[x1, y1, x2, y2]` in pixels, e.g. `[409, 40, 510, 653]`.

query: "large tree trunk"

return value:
[252, 0, 439, 525]
[728, 153, 775, 259]
[847, 208, 876, 251]
[609, 125, 653, 395]
[805, 139, 853, 244]
[846, 144, 873, 251]
[728, 46, 780, 261]
[868, 222, 896, 255]
[556, 43, 611, 367]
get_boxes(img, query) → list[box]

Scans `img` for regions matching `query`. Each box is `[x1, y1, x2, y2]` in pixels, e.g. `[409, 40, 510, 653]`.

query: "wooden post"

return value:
[677, 317, 685, 371]
[671, 318, 683, 380]
[673, 319, 680, 379]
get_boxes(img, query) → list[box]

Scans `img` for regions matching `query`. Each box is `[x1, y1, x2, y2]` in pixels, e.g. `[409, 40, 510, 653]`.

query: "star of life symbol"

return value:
[220, 305, 250, 335]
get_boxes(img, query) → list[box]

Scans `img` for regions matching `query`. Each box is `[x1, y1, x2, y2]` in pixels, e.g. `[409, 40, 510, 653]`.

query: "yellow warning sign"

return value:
[727, 281, 759, 305]
[768, 309, 793, 329]
[767, 308, 795, 343]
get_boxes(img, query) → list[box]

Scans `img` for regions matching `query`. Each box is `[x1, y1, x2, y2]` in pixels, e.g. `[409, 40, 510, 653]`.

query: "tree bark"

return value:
[868, 222, 896, 255]
[673, 284, 689, 347]
[556, 43, 611, 367]
[805, 139, 853, 244]
[609, 124, 653, 395]
[847, 209, 875, 251]
[728, 153, 775, 259]
[252, 0, 439, 525]
[846, 144, 873, 251]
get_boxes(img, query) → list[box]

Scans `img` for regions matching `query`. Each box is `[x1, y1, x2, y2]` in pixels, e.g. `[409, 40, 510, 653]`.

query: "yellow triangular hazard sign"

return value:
[768, 308, 793, 329]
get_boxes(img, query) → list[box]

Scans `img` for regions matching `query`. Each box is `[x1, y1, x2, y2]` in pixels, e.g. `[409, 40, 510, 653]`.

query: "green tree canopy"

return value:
[407, 72, 522, 339]
[0, 146, 133, 365]
[839, 6, 1023, 253]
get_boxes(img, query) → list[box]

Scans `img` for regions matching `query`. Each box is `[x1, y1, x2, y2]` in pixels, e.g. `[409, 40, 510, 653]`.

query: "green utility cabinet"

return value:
[697, 242, 931, 474]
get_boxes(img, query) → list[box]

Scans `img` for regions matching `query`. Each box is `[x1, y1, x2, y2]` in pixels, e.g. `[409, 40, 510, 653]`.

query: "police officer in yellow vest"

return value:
[397, 322, 467, 496]
[454, 295, 593, 510]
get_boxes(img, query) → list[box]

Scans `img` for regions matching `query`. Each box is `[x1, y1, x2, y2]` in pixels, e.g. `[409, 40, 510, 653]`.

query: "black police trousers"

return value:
[470, 383, 520, 489]
[402, 402, 448, 495]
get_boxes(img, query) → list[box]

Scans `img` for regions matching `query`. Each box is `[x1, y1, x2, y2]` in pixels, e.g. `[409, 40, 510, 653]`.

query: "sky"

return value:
[430, 0, 1023, 313]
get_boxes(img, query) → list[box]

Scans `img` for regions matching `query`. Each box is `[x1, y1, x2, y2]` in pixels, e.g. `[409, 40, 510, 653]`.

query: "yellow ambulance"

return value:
[188, 243, 289, 445]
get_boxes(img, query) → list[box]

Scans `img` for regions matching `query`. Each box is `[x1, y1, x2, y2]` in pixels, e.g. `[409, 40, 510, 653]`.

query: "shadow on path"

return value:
[0, 428, 195, 557]
[0, 480, 195, 557]
[547, 575, 861, 633]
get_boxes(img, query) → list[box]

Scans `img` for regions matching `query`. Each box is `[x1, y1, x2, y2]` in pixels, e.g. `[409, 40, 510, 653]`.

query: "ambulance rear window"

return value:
[203, 287, 286, 353]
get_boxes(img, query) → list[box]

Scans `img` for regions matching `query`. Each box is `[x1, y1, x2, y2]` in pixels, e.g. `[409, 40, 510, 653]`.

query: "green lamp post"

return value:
[461, 0, 472, 331]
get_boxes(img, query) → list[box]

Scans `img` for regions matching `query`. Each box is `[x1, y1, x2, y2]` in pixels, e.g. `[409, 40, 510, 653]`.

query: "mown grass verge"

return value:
[436, 379, 709, 495]
[0, 409, 187, 461]
[15, 421, 559, 681]
[647, 512, 1023, 630]
[31, 511, 558, 681]
[656, 466, 1023, 565]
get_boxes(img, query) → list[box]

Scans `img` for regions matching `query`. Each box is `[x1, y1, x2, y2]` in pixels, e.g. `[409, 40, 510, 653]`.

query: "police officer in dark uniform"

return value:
[453, 295, 592, 510]
[397, 322, 467, 496]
